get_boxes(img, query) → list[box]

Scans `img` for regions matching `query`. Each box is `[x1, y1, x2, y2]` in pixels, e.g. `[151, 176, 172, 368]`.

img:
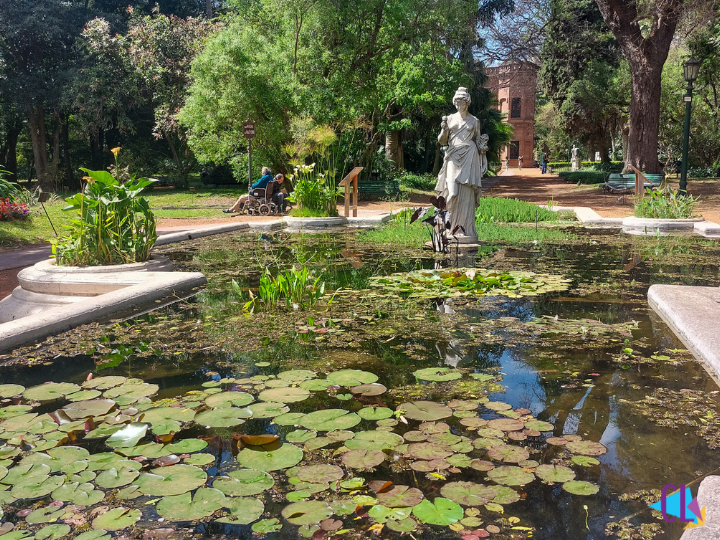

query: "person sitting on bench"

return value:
[223, 167, 273, 213]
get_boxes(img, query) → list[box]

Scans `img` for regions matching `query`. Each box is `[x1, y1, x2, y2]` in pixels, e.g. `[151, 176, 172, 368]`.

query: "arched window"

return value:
[511, 98, 521, 119]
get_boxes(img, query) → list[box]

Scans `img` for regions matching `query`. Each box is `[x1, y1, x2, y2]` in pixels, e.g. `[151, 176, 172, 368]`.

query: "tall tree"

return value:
[593, 0, 685, 172]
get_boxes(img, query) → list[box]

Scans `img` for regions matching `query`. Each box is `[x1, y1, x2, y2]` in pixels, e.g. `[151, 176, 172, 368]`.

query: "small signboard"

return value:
[242, 119, 256, 139]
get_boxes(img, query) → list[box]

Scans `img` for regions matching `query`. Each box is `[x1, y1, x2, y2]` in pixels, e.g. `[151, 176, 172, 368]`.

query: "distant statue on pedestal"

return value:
[435, 87, 488, 244]
[571, 145, 580, 171]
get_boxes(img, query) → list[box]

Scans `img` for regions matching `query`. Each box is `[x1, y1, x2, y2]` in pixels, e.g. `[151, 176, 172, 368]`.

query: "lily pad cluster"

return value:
[369, 268, 571, 299]
[0, 368, 607, 539]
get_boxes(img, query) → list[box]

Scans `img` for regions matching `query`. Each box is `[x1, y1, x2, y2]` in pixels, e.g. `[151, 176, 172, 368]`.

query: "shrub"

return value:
[634, 187, 698, 219]
[0, 198, 31, 221]
[476, 197, 571, 223]
[687, 166, 717, 179]
[287, 163, 339, 216]
[397, 172, 436, 191]
[54, 148, 158, 266]
[558, 171, 609, 184]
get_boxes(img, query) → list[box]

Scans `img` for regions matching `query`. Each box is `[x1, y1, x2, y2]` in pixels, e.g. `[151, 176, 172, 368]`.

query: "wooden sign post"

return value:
[339, 167, 363, 218]
[242, 116, 256, 192]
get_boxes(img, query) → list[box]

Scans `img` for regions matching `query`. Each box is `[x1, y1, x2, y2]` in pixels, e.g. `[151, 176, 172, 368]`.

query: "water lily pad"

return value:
[106, 423, 148, 448]
[492, 485, 520, 504]
[299, 380, 334, 392]
[273, 412, 307, 426]
[565, 440, 607, 456]
[281, 501, 333, 525]
[368, 505, 413, 523]
[23, 383, 80, 402]
[66, 390, 102, 402]
[184, 453, 215, 466]
[85, 453, 125, 471]
[205, 392, 254, 408]
[26, 505, 65, 524]
[34, 524, 71, 540]
[287, 430, 317, 443]
[399, 401, 452, 421]
[0, 406, 33, 419]
[141, 406, 196, 425]
[413, 368, 462, 382]
[487, 419, 524, 432]
[386, 517, 417, 532]
[258, 387, 311, 403]
[304, 438, 330, 451]
[95, 467, 139, 489]
[326, 370, 378, 387]
[0, 385, 24, 398]
[11, 474, 65, 500]
[351, 383, 387, 396]
[195, 407, 252, 428]
[376, 485, 424, 507]
[248, 402, 290, 419]
[134, 464, 207, 496]
[571, 455, 600, 467]
[91, 507, 141, 531]
[103, 383, 159, 401]
[51, 479, 102, 503]
[412, 497, 463, 526]
[278, 370, 317, 381]
[447, 399, 480, 411]
[296, 465, 343, 484]
[447, 454, 473, 468]
[410, 459, 450, 472]
[214, 469, 274, 496]
[4, 462, 52, 485]
[440, 482, 498, 506]
[237, 443, 303, 472]
[300, 410, 361, 431]
[486, 466, 535, 486]
[74, 532, 110, 540]
[484, 401, 512, 411]
[166, 439, 208, 454]
[62, 399, 116, 420]
[156, 487, 226, 521]
[0, 531, 31, 540]
[524, 420, 554, 431]
[487, 445, 530, 464]
[252, 518, 283, 534]
[357, 407, 393, 421]
[84, 424, 123, 440]
[345, 431, 403, 451]
[535, 464, 575, 483]
[83, 376, 127, 390]
[562, 480, 600, 495]
[341, 449, 385, 469]
[407, 442, 453, 460]
[218, 496, 265, 525]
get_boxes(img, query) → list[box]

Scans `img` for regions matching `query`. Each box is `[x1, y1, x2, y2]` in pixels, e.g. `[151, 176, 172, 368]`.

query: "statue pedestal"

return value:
[571, 157, 581, 171]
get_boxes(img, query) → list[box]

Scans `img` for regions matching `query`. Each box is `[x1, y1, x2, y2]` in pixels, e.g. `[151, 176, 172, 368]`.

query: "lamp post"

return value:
[679, 56, 700, 194]
[242, 115, 256, 192]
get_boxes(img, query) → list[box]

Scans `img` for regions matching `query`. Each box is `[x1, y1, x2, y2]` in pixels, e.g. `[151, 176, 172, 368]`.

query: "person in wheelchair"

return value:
[267, 174, 288, 213]
[223, 166, 273, 213]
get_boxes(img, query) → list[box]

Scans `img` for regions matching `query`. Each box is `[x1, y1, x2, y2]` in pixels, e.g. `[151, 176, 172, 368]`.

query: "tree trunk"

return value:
[62, 115, 77, 190]
[164, 131, 188, 188]
[90, 128, 104, 171]
[625, 62, 663, 173]
[385, 130, 403, 170]
[28, 105, 52, 191]
[621, 123, 629, 164]
[48, 111, 61, 188]
[206, 0, 212, 18]
[0, 121, 21, 180]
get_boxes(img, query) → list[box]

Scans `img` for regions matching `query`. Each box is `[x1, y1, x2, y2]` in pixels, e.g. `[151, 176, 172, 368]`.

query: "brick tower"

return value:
[484, 62, 538, 167]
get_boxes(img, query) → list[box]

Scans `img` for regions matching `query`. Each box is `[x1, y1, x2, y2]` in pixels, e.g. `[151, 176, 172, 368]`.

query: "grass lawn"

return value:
[0, 187, 245, 250]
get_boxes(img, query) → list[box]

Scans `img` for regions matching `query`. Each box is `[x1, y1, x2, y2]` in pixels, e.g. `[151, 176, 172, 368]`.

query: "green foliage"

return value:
[236, 266, 325, 312]
[287, 164, 339, 216]
[476, 198, 570, 223]
[397, 173, 436, 191]
[0, 172, 19, 201]
[687, 167, 718, 179]
[558, 171, 609, 184]
[53, 151, 158, 266]
[634, 187, 698, 219]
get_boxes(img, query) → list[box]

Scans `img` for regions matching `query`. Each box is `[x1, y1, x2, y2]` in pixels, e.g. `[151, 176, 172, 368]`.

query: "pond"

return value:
[1, 223, 720, 540]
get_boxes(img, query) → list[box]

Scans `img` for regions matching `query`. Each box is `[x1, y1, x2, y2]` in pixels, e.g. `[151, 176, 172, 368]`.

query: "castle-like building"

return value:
[484, 62, 539, 166]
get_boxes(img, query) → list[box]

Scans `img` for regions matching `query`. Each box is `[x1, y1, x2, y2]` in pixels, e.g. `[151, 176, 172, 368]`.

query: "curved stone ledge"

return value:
[622, 217, 704, 236]
[282, 216, 348, 231]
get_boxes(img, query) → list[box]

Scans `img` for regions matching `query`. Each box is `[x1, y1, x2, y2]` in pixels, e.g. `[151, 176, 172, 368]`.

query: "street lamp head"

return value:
[684, 56, 701, 83]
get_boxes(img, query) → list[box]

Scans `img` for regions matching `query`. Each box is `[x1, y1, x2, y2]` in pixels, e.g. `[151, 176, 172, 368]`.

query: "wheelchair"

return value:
[241, 187, 290, 216]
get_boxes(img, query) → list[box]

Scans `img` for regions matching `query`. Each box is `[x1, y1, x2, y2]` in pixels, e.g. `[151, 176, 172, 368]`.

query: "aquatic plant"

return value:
[634, 186, 698, 219]
[53, 148, 157, 266]
[0, 367, 607, 538]
[237, 265, 325, 311]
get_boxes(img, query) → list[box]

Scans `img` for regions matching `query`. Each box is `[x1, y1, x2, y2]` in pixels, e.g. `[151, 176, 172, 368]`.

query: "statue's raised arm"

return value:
[433, 87, 485, 245]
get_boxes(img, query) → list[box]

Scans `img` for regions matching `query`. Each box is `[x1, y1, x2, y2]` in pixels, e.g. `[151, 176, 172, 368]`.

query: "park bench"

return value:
[357, 179, 401, 197]
[601, 168, 663, 195]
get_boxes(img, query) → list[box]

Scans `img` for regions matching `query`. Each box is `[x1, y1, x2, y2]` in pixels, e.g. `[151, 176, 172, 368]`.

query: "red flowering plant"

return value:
[0, 171, 31, 222]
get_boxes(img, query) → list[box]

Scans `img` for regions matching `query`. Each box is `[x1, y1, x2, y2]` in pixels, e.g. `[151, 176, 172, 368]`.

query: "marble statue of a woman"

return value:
[435, 87, 488, 244]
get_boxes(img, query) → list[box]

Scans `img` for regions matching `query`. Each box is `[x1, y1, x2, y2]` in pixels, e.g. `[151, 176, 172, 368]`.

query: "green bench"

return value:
[358, 179, 401, 196]
[602, 172, 663, 194]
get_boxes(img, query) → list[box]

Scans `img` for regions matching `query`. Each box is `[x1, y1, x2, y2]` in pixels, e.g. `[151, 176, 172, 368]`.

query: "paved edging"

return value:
[0, 271, 206, 354]
[648, 284, 720, 383]
[679, 476, 720, 539]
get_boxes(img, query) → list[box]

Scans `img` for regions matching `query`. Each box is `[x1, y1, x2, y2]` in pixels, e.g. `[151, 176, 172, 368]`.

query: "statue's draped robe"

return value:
[435, 113, 485, 240]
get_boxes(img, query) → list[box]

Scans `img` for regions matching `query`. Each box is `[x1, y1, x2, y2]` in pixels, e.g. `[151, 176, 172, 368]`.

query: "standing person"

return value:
[504, 156, 509, 171]
[541, 151, 547, 174]
[223, 166, 273, 213]
[518, 155, 524, 171]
